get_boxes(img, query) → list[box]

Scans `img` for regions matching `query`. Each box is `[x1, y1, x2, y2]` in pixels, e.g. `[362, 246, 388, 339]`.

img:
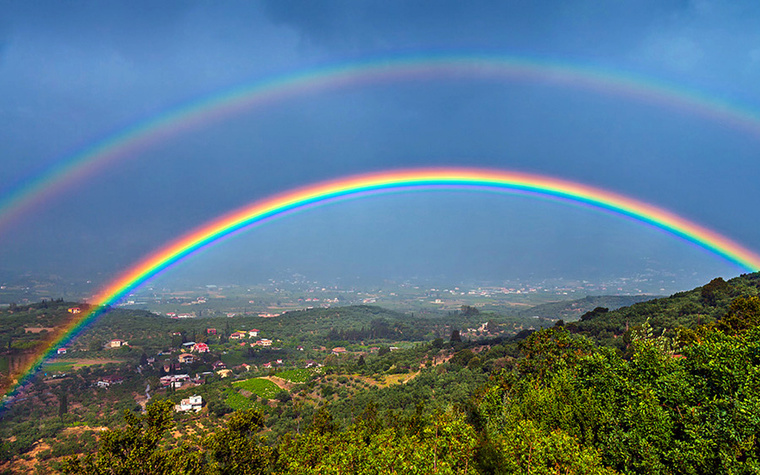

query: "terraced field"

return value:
[233, 377, 280, 398]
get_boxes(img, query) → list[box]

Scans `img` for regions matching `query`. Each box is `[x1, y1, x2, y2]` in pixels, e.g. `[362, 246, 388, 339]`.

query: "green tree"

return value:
[715, 296, 760, 334]
[88, 339, 102, 352]
[580, 306, 608, 322]
[701, 277, 728, 306]
[61, 399, 182, 474]
[58, 390, 68, 418]
[461, 305, 480, 316]
[203, 409, 272, 474]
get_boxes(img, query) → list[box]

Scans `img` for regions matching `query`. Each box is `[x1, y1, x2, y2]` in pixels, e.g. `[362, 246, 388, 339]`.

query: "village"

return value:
[48, 319, 410, 416]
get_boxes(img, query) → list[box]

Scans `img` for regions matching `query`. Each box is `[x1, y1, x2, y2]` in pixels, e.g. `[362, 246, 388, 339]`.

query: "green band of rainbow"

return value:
[3, 167, 759, 405]
[2, 54, 760, 234]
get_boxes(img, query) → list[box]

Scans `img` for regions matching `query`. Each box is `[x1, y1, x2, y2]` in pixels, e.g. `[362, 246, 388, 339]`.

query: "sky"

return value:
[2, 0, 760, 294]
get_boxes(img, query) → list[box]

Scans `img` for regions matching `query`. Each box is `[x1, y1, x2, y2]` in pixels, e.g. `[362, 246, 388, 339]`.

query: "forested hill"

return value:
[515, 294, 658, 320]
[51, 272, 760, 474]
[567, 272, 760, 346]
[7, 273, 760, 473]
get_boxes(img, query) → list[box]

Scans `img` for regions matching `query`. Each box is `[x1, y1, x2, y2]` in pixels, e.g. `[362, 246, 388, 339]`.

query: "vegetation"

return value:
[5, 273, 760, 473]
[274, 369, 311, 383]
[233, 378, 280, 399]
[514, 294, 658, 320]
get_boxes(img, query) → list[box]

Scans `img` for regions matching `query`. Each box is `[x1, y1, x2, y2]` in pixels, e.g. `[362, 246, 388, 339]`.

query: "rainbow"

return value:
[4, 167, 760, 403]
[3, 54, 760, 233]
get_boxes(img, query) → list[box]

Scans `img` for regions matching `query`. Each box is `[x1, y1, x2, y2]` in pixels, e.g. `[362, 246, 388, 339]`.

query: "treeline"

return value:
[62, 304, 518, 353]
[325, 318, 407, 341]
[0, 300, 82, 354]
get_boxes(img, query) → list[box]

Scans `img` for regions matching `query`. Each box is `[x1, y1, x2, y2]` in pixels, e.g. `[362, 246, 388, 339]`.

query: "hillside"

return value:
[4, 274, 760, 473]
[515, 294, 658, 320]
[568, 272, 760, 347]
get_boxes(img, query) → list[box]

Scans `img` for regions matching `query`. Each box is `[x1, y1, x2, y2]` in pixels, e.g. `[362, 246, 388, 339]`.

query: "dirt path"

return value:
[64, 358, 124, 366]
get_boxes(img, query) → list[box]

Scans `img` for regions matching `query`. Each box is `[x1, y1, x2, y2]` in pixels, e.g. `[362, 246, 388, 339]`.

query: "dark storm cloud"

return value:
[261, 0, 760, 98]
[261, 0, 682, 54]
[3, 0, 192, 51]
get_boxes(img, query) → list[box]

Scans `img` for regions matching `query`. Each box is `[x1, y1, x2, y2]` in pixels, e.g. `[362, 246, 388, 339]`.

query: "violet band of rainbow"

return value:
[2, 54, 760, 235]
[4, 167, 760, 405]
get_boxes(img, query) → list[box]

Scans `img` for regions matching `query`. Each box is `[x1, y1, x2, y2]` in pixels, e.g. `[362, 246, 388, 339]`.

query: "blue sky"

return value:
[2, 0, 760, 292]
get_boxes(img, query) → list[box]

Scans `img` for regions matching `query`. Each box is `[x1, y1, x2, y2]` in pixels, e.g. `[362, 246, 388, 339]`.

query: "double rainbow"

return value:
[4, 167, 760, 403]
[2, 54, 760, 234]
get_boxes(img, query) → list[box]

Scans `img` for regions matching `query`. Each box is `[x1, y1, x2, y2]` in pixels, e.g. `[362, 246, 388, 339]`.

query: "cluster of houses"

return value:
[229, 328, 259, 339]
[179, 341, 209, 353]
[166, 312, 197, 319]
[58, 337, 129, 354]
[261, 359, 284, 369]
[223, 328, 277, 348]
[160, 373, 196, 389]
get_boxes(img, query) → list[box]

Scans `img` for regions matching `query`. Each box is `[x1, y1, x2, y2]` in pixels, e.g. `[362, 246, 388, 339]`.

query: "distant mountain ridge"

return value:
[516, 294, 659, 321]
[567, 272, 760, 344]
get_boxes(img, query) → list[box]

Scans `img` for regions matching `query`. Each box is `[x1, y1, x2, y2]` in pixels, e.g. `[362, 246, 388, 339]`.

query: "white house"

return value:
[175, 395, 203, 413]
[96, 375, 124, 388]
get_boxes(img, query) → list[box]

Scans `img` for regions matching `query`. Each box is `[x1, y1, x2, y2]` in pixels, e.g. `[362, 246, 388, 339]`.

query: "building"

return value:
[160, 374, 190, 388]
[229, 331, 246, 340]
[178, 353, 195, 364]
[108, 339, 128, 348]
[249, 329, 260, 337]
[192, 342, 209, 353]
[97, 375, 124, 388]
[67, 307, 81, 314]
[212, 361, 227, 371]
[175, 395, 203, 413]
[206, 328, 217, 335]
[253, 338, 272, 347]
[57, 348, 67, 355]
[331, 347, 347, 355]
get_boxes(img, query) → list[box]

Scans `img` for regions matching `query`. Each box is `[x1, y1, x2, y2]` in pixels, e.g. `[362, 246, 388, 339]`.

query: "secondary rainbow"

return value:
[3, 54, 760, 234]
[4, 167, 760, 404]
